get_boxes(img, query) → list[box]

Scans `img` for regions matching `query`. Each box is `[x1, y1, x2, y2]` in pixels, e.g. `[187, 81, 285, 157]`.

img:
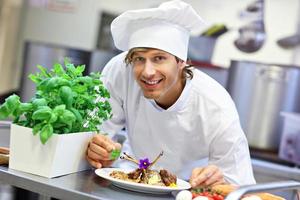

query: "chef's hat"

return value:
[111, 0, 206, 61]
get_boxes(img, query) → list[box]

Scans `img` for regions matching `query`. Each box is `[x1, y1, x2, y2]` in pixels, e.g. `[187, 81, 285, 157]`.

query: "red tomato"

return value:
[202, 192, 209, 196]
[212, 194, 224, 200]
[192, 193, 198, 199]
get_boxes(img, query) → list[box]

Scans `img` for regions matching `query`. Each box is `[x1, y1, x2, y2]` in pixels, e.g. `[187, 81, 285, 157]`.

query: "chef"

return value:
[86, 0, 256, 187]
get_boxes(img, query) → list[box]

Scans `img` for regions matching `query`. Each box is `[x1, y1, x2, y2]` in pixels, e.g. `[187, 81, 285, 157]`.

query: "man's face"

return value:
[131, 48, 185, 108]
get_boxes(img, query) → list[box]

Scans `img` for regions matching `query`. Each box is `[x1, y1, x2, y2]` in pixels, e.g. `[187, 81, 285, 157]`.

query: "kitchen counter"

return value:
[0, 159, 299, 200]
[252, 158, 300, 182]
[0, 165, 174, 200]
[252, 158, 300, 200]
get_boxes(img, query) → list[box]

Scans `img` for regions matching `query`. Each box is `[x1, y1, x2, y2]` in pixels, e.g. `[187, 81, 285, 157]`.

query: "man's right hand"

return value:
[86, 134, 122, 169]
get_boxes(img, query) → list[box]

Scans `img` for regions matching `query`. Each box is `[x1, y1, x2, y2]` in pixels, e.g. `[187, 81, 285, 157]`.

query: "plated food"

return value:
[109, 151, 177, 187]
[95, 151, 191, 194]
[95, 168, 191, 194]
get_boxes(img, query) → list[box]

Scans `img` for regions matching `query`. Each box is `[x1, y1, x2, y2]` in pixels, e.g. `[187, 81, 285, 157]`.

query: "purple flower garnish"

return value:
[139, 158, 150, 169]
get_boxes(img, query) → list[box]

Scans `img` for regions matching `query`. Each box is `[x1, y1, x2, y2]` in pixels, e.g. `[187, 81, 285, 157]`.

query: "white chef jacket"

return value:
[100, 52, 256, 185]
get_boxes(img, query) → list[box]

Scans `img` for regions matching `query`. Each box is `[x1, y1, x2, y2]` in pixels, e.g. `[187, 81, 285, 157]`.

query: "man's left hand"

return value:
[190, 165, 226, 188]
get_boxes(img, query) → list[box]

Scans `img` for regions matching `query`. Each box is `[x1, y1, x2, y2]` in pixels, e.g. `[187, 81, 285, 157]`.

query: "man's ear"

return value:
[179, 60, 186, 70]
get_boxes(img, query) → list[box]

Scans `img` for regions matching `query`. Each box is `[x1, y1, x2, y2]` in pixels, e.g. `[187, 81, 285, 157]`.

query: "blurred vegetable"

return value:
[0, 58, 111, 144]
[176, 190, 193, 200]
[191, 187, 224, 200]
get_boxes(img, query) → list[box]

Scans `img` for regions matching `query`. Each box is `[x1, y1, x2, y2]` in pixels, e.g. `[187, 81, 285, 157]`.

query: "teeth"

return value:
[144, 80, 160, 85]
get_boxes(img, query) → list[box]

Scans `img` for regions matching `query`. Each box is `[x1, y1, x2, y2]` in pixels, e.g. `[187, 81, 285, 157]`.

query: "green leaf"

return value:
[37, 65, 51, 78]
[32, 106, 52, 121]
[110, 149, 121, 160]
[52, 122, 67, 130]
[0, 104, 10, 119]
[93, 79, 101, 85]
[70, 107, 83, 123]
[40, 124, 53, 144]
[74, 65, 85, 76]
[33, 123, 44, 135]
[37, 78, 50, 91]
[13, 103, 33, 117]
[49, 113, 58, 123]
[72, 85, 87, 93]
[28, 74, 41, 84]
[53, 105, 66, 116]
[60, 110, 76, 125]
[76, 76, 93, 85]
[32, 98, 47, 108]
[59, 86, 73, 108]
[19, 103, 33, 112]
[53, 63, 65, 76]
[6, 94, 20, 111]
[0, 94, 20, 119]
[46, 77, 70, 90]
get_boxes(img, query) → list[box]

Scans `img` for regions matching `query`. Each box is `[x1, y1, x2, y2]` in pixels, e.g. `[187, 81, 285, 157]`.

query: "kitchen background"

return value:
[1, 0, 300, 199]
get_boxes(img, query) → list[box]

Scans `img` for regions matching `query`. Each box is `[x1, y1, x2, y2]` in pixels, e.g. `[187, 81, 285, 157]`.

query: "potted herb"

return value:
[0, 59, 112, 178]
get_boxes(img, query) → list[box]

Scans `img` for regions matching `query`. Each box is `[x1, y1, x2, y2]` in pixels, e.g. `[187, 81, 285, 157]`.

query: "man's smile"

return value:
[141, 78, 163, 88]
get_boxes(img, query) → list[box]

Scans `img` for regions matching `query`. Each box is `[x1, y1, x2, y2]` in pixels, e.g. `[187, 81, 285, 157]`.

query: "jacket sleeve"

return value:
[98, 53, 127, 137]
[207, 100, 256, 185]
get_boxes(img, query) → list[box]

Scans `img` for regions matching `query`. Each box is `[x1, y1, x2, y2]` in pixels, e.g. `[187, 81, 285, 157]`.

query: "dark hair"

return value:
[125, 48, 194, 79]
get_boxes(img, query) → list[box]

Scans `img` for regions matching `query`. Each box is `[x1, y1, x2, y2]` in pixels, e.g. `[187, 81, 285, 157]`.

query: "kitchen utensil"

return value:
[201, 24, 228, 38]
[234, 20, 266, 53]
[277, 34, 300, 49]
[235, 0, 266, 53]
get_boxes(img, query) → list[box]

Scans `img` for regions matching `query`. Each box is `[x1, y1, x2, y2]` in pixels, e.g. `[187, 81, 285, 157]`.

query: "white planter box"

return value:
[9, 124, 94, 178]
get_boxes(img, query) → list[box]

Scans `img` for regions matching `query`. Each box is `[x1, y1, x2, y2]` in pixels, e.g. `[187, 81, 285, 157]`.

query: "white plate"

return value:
[95, 168, 191, 194]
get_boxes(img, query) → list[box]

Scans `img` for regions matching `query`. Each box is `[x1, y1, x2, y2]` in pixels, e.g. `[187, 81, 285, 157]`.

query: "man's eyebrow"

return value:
[152, 52, 167, 56]
[132, 51, 146, 57]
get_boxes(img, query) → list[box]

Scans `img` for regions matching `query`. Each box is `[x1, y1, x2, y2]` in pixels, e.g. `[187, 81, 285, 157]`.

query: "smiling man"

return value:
[86, 0, 256, 187]
[127, 48, 186, 109]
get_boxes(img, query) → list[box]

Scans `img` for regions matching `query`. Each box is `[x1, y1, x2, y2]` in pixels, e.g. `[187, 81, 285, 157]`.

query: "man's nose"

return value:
[143, 60, 156, 77]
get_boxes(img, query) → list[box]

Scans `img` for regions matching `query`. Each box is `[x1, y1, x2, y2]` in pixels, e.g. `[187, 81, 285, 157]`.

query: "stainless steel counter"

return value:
[252, 159, 300, 182]
[252, 159, 300, 199]
[0, 166, 174, 200]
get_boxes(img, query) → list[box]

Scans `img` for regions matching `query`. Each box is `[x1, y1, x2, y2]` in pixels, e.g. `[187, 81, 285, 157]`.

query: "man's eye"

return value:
[133, 57, 144, 62]
[154, 56, 165, 62]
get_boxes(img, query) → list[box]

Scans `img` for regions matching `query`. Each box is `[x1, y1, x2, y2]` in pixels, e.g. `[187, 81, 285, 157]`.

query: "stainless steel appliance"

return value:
[227, 60, 300, 151]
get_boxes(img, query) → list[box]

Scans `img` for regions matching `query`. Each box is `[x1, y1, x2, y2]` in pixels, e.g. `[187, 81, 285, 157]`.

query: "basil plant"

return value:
[0, 59, 112, 144]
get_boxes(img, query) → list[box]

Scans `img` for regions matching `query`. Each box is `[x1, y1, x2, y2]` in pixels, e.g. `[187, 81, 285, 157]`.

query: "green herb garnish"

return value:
[110, 149, 121, 160]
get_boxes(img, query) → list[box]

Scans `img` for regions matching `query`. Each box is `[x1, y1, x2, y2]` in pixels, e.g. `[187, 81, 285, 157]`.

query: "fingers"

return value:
[92, 134, 116, 152]
[87, 145, 108, 161]
[86, 156, 102, 169]
[101, 160, 114, 168]
[89, 134, 121, 159]
[114, 142, 122, 151]
[190, 165, 225, 188]
[190, 167, 204, 182]
[86, 134, 122, 169]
